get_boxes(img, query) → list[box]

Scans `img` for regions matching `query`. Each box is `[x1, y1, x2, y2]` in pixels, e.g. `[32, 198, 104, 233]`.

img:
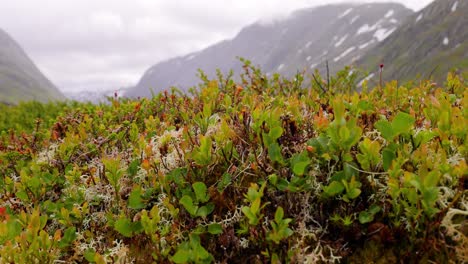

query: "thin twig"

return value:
[427, 65, 439, 80]
[326, 60, 330, 92]
[312, 73, 327, 94]
[379, 68, 383, 89]
[346, 163, 388, 175]
[379, 62, 384, 90]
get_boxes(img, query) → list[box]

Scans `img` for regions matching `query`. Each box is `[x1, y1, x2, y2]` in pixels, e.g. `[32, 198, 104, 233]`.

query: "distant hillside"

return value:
[357, 0, 468, 84]
[127, 3, 412, 97]
[0, 28, 64, 104]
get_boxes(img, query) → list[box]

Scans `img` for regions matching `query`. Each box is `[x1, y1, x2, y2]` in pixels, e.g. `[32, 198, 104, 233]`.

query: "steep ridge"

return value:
[127, 3, 412, 97]
[0, 28, 64, 104]
[357, 0, 468, 84]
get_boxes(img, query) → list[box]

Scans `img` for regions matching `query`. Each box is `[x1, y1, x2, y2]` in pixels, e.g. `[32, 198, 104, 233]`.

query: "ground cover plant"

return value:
[0, 63, 467, 263]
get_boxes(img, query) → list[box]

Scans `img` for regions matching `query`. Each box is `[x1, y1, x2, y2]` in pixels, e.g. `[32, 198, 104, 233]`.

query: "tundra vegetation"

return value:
[0, 62, 467, 263]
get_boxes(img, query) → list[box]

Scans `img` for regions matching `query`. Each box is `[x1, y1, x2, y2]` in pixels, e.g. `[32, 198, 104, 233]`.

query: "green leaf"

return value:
[357, 100, 373, 111]
[172, 249, 190, 264]
[333, 98, 346, 121]
[269, 126, 283, 140]
[192, 225, 206, 235]
[242, 207, 257, 224]
[127, 159, 140, 177]
[404, 188, 419, 204]
[217, 173, 232, 191]
[167, 168, 187, 186]
[59, 227, 77, 248]
[193, 136, 212, 165]
[200, 136, 212, 156]
[16, 190, 29, 202]
[323, 181, 345, 196]
[190, 234, 213, 261]
[414, 130, 437, 147]
[193, 182, 209, 203]
[331, 170, 348, 182]
[339, 126, 351, 144]
[375, 120, 394, 141]
[128, 186, 145, 209]
[357, 138, 381, 170]
[196, 203, 214, 218]
[307, 135, 329, 155]
[115, 217, 134, 237]
[203, 103, 212, 118]
[180, 195, 198, 216]
[358, 211, 374, 224]
[409, 178, 423, 192]
[250, 197, 261, 215]
[368, 204, 381, 214]
[207, 223, 223, 235]
[346, 187, 361, 200]
[291, 151, 311, 176]
[84, 249, 96, 262]
[392, 112, 415, 135]
[268, 142, 284, 164]
[268, 174, 279, 185]
[424, 171, 440, 188]
[276, 178, 290, 191]
[382, 147, 396, 171]
[269, 174, 289, 191]
[422, 188, 439, 204]
[275, 207, 284, 224]
[293, 161, 310, 176]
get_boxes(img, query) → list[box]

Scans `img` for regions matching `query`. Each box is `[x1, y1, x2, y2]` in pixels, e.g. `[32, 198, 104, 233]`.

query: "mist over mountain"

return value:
[64, 87, 131, 103]
[0, 29, 64, 104]
[127, 3, 413, 97]
[357, 0, 468, 84]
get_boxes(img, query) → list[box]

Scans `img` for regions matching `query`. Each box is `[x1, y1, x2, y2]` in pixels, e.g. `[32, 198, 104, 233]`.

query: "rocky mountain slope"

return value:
[127, 3, 412, 97]
[0, 28, 64, 104]
[357, 0, 468, 84]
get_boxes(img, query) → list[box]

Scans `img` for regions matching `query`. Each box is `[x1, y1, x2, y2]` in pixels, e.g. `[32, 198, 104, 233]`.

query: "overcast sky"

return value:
[0, 0, 433, 93]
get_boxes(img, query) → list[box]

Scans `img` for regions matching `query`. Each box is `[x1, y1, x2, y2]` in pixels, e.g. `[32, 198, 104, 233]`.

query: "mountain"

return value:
[127, 3, 413, 97]
[0, 28, 64, 104]
[357, 0, 468, 83]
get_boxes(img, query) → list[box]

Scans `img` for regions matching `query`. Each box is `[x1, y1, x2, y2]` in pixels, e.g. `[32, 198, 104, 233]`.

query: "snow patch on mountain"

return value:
[451, 1, 458, 12]
[358, 73, 375, 86]
[338, 8, 353, 18]
[415, 13, 423, 22]
[350, 15, 360, 24]
[357, 23, 377, 35]
[334, 34, 348, 47]
[385, 10, 394, 18]
[443, 37, 449, 45]
[374, 27, 396, 41]
[334, 47, 355, 62]
[359, 39, 374, 49]
[186, 54, 196, 61]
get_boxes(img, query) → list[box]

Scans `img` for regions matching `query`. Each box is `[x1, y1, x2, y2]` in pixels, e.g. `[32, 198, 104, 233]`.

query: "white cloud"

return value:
[89, 11, 124, 33]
